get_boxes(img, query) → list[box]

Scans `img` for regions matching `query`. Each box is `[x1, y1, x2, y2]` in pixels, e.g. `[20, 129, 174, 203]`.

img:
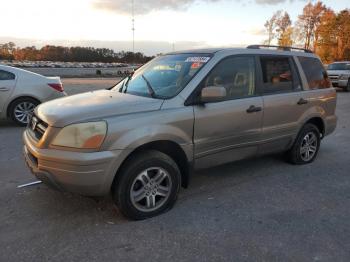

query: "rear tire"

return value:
[286, 123, 321, 165]
[112, 150, 181, 220]
[8, 97, 40, 126]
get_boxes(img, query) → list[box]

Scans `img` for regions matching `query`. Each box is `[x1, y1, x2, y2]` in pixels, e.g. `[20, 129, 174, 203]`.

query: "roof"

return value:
[168, 48, 226, 55]
[166, 46, 317, 57]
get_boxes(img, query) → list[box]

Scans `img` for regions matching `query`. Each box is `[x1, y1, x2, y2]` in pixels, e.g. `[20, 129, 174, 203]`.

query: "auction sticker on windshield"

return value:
[185, 57, 211, 63]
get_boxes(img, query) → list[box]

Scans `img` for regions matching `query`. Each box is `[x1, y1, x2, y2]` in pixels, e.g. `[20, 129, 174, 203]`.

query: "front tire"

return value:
[113, 150, 181, 220]
[287, 123, 321, 165]
[8, 97, 39, 126]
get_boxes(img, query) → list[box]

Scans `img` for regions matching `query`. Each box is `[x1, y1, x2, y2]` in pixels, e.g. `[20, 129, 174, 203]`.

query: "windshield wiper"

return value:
[141, 74, 156, 98]
[121, 75, 133, 93]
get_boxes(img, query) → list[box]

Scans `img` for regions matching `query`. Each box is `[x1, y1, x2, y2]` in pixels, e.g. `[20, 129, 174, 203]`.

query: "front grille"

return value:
[328, 75, 339, 81]
[28, 115, 48, 141]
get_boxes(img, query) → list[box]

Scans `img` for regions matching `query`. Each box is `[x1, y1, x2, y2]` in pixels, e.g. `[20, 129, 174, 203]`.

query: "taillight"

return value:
[48, 83, 64, 92]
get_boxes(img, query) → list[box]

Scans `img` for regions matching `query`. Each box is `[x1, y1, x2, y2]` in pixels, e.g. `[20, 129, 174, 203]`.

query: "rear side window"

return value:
[298, 57, 330, 89]
[0, 70, 15, 80]
[260, 56, 294, 94]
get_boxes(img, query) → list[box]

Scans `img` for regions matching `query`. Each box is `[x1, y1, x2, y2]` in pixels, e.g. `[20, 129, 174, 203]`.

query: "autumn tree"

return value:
[14, 46, 39, 61]
[264, 10, 282, 45]
[0, 42, 16, 60]
[315, 8, 337, 63]
[276, 12, 293, 46]
[313, 8, 350, 63]
[336, 9, 350, 60]
[296, 1, 327, 50]
[261, 2, 349, 63]
[0, 42, 154, 63]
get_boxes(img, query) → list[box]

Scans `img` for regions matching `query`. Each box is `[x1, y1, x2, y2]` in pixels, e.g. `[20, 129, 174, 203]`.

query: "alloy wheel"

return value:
[14, 101, 36, 124]
[130, 167, 172, 212]
[300, 132, 318, 162]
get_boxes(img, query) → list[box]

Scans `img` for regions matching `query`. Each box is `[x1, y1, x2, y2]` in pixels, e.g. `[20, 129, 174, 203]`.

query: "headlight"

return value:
[51, 121, 107, 149]
[339, 74, 349, 80]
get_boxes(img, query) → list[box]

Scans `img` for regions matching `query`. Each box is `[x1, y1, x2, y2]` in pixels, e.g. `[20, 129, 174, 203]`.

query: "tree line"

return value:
[264, 1, 350, 63]
[0, 43, 154, 64]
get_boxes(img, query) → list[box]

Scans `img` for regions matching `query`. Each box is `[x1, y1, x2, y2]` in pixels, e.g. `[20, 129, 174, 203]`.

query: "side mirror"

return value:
[201, 86, 226, 103]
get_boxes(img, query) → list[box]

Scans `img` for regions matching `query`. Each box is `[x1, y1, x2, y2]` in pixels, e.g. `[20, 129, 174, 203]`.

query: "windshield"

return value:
[327, 63, 350, 70]
[112, 54, 212, 99]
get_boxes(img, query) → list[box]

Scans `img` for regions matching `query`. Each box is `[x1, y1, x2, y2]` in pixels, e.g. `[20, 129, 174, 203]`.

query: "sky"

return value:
[0, 0, 349, 55]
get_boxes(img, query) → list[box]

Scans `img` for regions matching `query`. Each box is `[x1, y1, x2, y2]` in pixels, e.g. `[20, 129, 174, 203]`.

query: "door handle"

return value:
[0, 87, 10, 91]
[246, 105, 262, 113]
[297, 98, 308, 105]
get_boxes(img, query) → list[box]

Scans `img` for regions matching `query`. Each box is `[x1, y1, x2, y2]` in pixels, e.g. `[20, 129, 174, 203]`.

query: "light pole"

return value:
[132, 0, 135, 54]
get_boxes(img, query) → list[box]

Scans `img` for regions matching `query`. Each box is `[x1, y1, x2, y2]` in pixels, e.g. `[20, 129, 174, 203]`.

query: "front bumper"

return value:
[331, 79, 348, 88]
[23, 130, 129, 196]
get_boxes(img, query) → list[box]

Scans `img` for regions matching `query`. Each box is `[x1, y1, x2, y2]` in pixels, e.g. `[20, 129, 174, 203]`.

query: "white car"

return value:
[0, 64, 67, 125]
[327, 61, 350, 91]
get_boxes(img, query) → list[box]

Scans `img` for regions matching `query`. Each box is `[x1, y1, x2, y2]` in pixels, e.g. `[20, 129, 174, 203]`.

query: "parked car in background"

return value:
[0, 65, 66, 126]
[327, 61, 350, 91]
[23, 45, 337, 220]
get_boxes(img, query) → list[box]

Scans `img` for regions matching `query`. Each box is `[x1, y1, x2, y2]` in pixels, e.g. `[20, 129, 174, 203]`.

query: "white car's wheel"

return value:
[9, 97, 39, 126]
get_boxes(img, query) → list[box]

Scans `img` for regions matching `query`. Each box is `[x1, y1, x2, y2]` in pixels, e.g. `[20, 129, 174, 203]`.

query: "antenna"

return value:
[131, 0, 135, 54]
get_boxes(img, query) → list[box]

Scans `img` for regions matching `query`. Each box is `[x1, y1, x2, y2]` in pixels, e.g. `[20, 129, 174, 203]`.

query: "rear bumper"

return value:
[23, 130, 128, 196]
[324, 115, 337, 136]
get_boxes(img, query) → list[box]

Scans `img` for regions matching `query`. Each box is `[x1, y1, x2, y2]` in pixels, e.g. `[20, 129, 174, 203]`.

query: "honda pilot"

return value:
[23, 45, 337, 220]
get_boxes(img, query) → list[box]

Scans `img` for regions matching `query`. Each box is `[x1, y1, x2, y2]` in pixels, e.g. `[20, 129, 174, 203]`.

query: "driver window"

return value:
[201, 56, 256, 101]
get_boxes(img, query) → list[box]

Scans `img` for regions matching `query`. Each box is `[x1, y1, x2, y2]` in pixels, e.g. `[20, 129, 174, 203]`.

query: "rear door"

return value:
[296, 56, 336, 129]
[0, 69, 17, 114]
[257, 55, 305, 154]
[193, 55, 264, 169]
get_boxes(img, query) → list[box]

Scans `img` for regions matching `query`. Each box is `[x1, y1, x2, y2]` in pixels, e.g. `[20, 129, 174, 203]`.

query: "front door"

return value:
[193, 55, 263, 169]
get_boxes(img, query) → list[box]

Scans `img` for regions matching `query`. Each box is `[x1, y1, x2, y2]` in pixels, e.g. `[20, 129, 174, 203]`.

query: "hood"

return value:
[327, 70, 350, 76]
[36, 90, 164, 127]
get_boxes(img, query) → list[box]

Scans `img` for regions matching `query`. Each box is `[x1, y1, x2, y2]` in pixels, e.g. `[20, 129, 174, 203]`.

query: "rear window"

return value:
[0, 70, 15, 80]
[260, 56, 294, 94]
[298, 57, 330, 89]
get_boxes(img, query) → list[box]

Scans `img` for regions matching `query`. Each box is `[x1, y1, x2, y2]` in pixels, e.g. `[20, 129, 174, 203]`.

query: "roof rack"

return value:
[247, 45, 313, 53]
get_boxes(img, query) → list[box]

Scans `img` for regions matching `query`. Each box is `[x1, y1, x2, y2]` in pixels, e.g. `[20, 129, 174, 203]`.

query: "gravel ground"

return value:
[0, 81, 349, 262]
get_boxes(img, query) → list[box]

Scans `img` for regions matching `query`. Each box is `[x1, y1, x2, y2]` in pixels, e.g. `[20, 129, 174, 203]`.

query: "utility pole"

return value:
[132, 0, 135, 54]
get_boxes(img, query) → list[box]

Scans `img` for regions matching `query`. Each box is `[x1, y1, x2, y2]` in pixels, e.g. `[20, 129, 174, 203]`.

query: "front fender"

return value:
[102, 107, 194, 153]
[110, 124, 192, 150]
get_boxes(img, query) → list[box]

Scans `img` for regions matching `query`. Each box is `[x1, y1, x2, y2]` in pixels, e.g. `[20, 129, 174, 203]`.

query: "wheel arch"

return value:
[304, 117, 325, 138]
[6, 95, 41, 118]
[112, 140, 192, 191]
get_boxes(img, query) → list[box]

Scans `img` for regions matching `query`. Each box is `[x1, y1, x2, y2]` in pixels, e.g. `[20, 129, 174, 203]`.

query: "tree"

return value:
[275, 11, 293, 46]
[315, 8, 337, 63]
[279, 27, 294, 46]
[0, 42, 154, 63]
[296, 1, 327, 50]
[264, 10, 282, 45]
[0, 42, 16, 60]
[313, 8, 350, 63]
[336, 9, 350, 60]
